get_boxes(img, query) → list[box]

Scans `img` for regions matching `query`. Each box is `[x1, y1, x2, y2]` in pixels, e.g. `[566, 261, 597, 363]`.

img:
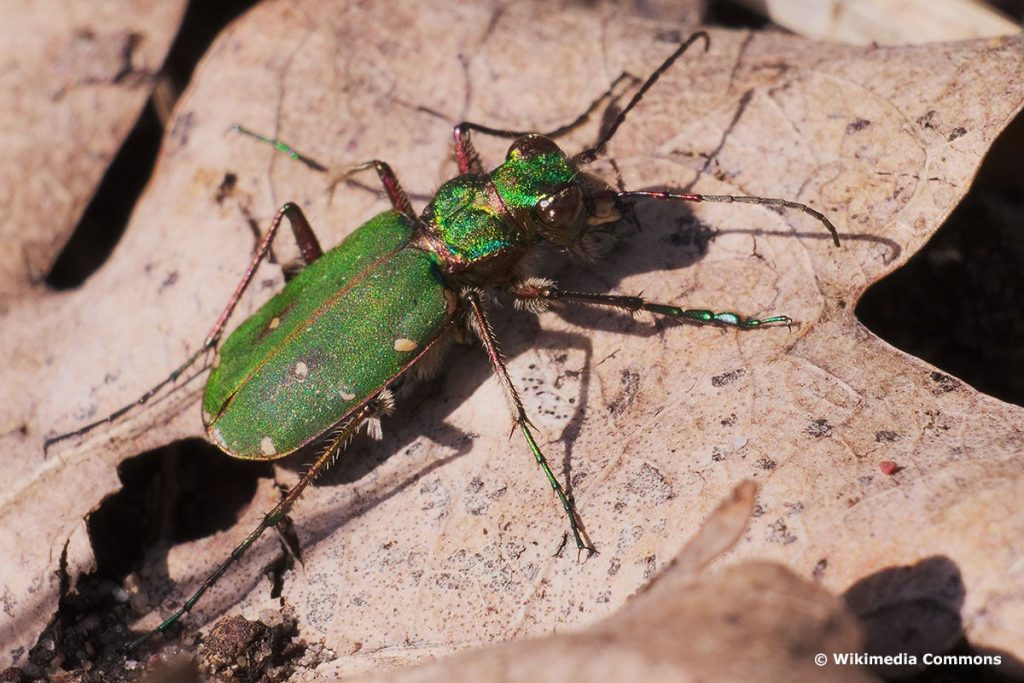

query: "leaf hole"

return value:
[857, 110, 1024, 407]
[87, 438, 272, 583]
[28, 439, 270, 674]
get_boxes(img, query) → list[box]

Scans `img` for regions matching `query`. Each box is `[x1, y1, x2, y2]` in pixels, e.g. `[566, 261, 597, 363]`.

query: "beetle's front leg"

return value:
[510, 278, 793, 329]
[451, 72, 636, 175]
[452, 124, 484, 174]
[463, 290, 593, 553]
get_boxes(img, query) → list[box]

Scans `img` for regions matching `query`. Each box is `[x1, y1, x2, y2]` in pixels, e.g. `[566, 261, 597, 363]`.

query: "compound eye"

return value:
[508, 134, 562, 160]
[537, 185, 583, 229]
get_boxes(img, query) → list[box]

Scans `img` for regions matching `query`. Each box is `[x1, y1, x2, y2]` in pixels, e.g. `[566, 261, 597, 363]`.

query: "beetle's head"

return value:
[482, 32, 840, 264]
[492, 134, 620, 255]
[489, 34, 728, 259]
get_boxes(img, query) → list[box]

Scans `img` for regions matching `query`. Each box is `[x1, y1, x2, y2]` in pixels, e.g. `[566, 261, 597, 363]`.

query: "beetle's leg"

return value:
[231, 124, 327, 171]
[463, 291, 593, 553]
[205, 202, 319, 348]
[130, 391, 393, 649]
[452, 124, 484, 174]
[326, 159, 415, 218]
[452, 72, 636, 173]
[44, 203, 312, 454]
[232, 125, 416, 218]
[282, 202, 324, 267]
[510, 278, 793, 329]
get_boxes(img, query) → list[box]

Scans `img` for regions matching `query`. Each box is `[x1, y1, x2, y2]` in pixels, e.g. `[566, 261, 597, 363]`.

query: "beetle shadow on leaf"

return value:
[543, 197, 713, 334]
[277, 318, 597, 551]
[544, 187, 892, 335]
[844, 555, 965, 664]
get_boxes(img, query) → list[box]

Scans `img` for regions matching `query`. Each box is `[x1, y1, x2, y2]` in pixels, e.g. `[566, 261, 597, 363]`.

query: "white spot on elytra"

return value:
[260, 436, 276, 456]
[394, 338, 418, 352]
[294, 361, 308, 380]
[340, 389, 356, 401]
[269, 317, 281, 330]
[211, 426, 225, 447]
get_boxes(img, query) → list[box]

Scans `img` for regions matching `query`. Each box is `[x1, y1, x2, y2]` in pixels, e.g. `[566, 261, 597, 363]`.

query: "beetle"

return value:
[45, 32, 839, 645]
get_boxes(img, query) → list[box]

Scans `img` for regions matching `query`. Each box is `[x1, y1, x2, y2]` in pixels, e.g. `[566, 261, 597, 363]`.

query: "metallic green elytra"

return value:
[45, 32, 841, 648]
[203, 211, 454, 459]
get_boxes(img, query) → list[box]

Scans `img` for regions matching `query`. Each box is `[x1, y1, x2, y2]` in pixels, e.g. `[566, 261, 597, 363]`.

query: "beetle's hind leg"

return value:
[45, 203, 320, 454]
[129, 391, 394, 649]
[463, 291, 594, 554]
[510, 278, 793, 329]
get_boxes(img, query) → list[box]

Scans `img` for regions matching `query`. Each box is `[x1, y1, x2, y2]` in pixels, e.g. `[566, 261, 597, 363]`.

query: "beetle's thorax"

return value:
[417, 134, 587, 284]
[417, 173, 532, 284]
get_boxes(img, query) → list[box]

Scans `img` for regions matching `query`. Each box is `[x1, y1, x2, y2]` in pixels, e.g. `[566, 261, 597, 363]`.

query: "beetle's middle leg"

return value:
[510, 278, 793, 329]
[463, 290, 593, 553]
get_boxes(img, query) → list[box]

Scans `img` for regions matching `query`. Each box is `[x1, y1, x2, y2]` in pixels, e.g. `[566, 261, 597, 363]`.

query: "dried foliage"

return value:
[1, 0, 1022, 679]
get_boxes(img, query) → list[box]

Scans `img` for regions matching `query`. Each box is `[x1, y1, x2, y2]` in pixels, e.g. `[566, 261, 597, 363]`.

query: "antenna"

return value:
[574, 31, 710, 165]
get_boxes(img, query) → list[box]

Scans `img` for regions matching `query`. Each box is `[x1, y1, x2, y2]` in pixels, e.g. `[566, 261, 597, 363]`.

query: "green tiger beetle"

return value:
[45, 31, 839, 647]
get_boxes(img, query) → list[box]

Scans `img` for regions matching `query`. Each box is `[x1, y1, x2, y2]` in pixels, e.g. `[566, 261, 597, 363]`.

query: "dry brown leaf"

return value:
[0, 0, 185, 666]
[2, 0, 1022, 678]
[0, 0, 186, 300]
[343, 481, 873, 683]
[347, 562, 868, 683]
